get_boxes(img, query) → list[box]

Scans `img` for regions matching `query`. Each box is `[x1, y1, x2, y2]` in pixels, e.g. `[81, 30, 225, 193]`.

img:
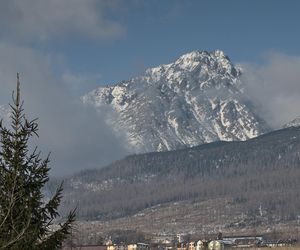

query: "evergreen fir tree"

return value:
[0, 74, 75, 249]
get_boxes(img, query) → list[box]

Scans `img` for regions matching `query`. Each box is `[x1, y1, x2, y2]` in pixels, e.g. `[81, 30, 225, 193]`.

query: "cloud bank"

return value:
[0, 42, 129, 176]
[241, 51, 300, 128]
[0, 0, 125, 42]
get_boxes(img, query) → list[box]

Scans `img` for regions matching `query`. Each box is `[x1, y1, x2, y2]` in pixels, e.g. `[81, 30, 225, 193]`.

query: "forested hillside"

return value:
[60, 126, 300, 222]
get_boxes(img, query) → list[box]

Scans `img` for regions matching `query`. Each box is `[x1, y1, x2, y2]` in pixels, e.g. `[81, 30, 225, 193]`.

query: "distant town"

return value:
[63, 232, 299, 250]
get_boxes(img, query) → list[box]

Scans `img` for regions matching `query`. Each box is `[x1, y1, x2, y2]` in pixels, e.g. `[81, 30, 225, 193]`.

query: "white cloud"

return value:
[0, 42, 129, 176]
[0, 0, 126, 42]
[62, 71, 102, 95]
[242, 51, 300, 128]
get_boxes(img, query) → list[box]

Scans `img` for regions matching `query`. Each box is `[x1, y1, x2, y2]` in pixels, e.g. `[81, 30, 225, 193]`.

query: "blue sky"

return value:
[42, 0, 300, 87]
[1, 0, 300, 175]
[1, 0, 300, 93]
[87, 0, 300, 80]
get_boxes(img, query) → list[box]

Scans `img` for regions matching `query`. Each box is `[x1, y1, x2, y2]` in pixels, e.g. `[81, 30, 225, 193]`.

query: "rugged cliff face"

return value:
[83, 50, 269, 152]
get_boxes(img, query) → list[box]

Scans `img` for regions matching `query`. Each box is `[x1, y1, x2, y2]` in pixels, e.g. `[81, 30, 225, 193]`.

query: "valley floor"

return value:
[69, 197, 299, 245]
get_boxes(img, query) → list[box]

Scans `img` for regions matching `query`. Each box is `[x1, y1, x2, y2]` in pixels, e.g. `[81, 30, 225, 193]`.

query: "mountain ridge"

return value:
[59, 126, 300, 222]
[283, 115, 300, 128]
[83, 50, 269, 152]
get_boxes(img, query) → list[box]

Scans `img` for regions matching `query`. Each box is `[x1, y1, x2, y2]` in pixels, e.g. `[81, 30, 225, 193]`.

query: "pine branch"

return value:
[38, 209, 76, 250]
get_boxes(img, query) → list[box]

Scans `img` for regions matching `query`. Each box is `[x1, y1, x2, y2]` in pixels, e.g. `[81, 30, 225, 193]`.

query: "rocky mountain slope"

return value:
[83, 50, 269, 152]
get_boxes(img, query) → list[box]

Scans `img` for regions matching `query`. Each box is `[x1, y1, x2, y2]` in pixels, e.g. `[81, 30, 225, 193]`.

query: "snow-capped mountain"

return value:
[83, 50, 269, 152]
[283, 116, 300, 128]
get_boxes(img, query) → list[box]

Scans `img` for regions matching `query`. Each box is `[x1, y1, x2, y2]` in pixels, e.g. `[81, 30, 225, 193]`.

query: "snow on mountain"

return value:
[83, 50, 269, 152]
[283, 116, 300, 128]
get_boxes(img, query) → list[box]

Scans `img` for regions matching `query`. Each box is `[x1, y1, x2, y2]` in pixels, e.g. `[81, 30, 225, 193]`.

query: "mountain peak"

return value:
[83, 50, 268, 152]
[176, 49, 228, 64]
[141, 50, 239, 89]
[173, 50, 237, 77]
[178, 49, 226, 59]
[213, 49, 226, 57]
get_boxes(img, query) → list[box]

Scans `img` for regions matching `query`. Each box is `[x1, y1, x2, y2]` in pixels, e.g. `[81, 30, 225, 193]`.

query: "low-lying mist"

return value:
[0, 42, 130, 176]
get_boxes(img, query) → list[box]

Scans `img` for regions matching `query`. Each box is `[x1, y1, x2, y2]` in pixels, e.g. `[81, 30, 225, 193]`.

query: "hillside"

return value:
[60, 126, 300, 224]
